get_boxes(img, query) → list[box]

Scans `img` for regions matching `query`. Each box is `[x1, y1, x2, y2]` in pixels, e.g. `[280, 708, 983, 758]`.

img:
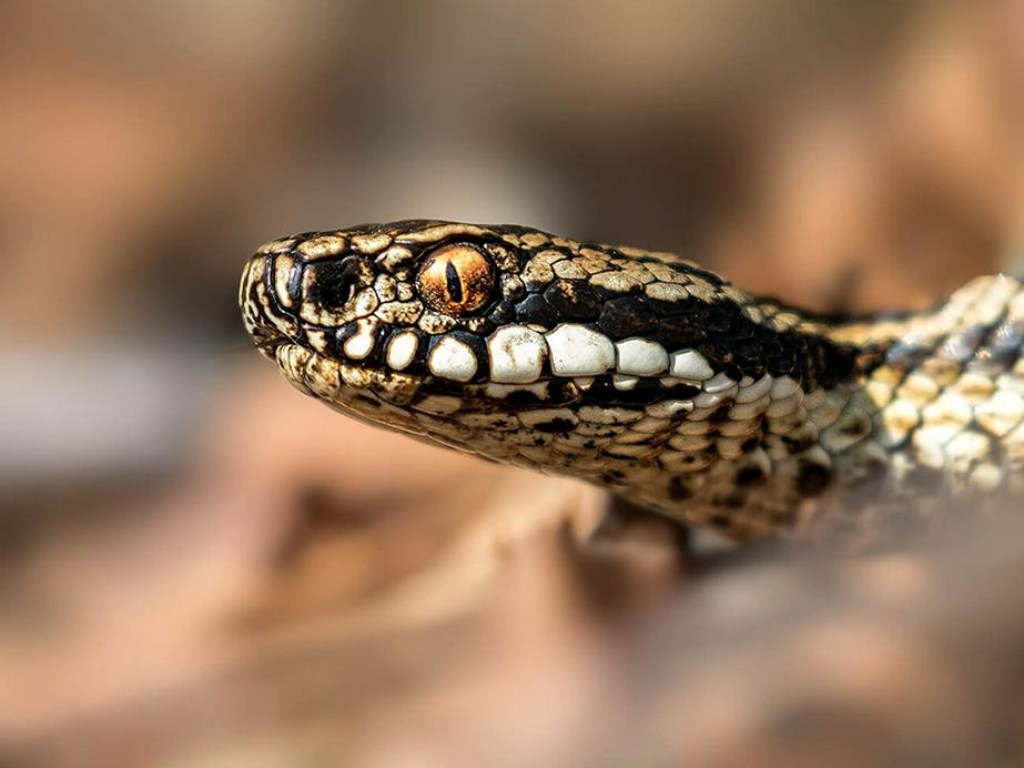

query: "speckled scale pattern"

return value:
[241, 220, 1024, 541]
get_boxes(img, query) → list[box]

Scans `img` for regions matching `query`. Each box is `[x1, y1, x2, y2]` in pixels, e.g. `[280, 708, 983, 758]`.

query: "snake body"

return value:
[240, 220, 1024, 540]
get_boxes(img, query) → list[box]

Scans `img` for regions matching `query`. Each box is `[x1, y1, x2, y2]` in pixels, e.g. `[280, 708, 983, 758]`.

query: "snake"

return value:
[239, 220, 1024, 541]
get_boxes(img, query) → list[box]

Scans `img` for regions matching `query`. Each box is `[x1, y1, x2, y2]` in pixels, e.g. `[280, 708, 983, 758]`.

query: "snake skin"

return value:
[239, 220, 1024, 540]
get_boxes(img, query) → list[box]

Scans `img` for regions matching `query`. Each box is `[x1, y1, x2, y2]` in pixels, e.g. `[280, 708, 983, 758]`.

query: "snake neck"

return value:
[624, 274, 1024, 539]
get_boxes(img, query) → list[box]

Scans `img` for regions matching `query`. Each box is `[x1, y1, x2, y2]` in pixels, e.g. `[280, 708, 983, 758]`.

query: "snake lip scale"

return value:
[240, 219, 1024, 541]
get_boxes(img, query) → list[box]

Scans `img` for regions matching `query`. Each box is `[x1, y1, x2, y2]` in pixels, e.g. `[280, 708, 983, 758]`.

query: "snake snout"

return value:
[239, 252, 302, 355]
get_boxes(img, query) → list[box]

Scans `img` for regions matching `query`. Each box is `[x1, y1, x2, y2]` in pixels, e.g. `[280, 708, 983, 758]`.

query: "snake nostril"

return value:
[308, 257, 363, 310]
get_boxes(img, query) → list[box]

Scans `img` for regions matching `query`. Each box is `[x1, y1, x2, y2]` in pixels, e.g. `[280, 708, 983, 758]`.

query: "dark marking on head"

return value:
[597, 295, 660, 339]
[514, 293, 560, 328]
[543, 280, 603, 321]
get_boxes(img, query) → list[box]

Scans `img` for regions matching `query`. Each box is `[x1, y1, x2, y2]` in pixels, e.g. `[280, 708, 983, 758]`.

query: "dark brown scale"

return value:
[782, 434, 818, 455]
[736, 465, 767, 487]
[840, 415, 872, 439]
[667, 477, 693, 501]
[514, 293, 560, 327]
[719, 492, 747, 509]
[709, 404, 733, 424]
[796, 461, 832, 497]
[597, 295, 661, 338]
[741, 437, 761, 453]
[532, 417, 577, 434]
[578, 378, 701, 408]
[543, 279, 604, 320]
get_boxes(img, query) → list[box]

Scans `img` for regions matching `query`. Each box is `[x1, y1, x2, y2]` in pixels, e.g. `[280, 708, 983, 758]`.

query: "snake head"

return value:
[240, 220, 536, 396]
[240, 219, 857, 509]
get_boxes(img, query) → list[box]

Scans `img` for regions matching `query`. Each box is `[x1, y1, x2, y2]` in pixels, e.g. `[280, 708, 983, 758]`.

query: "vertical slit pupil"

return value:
[445, 260, 464, 303]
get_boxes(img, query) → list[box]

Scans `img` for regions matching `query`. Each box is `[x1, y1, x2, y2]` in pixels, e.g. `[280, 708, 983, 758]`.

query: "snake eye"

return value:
[416, 243, 495, 316]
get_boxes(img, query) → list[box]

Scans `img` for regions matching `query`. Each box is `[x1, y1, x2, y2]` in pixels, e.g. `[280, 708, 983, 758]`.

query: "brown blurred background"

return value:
[3, 1, 1024, 766]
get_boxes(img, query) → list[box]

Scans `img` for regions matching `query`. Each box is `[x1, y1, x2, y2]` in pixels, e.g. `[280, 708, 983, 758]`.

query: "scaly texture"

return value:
[239, 220, 1024, 540]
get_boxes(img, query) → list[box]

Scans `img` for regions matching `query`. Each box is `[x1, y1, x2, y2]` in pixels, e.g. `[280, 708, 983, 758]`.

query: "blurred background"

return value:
[3, 1, 1024, 765]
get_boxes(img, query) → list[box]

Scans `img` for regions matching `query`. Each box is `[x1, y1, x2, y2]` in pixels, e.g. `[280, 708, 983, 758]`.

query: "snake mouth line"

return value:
[247, 322, 301, 360]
